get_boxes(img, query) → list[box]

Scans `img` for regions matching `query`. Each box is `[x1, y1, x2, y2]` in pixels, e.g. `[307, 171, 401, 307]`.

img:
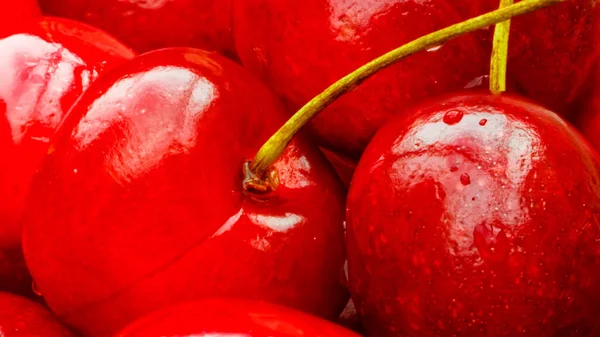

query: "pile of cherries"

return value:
[2, 0, 600, 336]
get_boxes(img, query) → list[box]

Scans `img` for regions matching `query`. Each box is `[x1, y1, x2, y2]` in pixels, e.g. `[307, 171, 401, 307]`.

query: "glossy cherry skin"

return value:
[0, 17, 134, 297]
[22, 48, 348, 337]
[0, 1, 41, 35]
[0, 291, 74, 336]
[38, 0, 236, 58]
[115, 298, 361, 337]
[461, 0, 599, 117]
[346, 92, 600, 336]
[233, 0, 489, 158]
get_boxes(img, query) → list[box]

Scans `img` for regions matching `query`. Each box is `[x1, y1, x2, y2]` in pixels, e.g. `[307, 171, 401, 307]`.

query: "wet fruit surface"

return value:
[38, 0, 236, 58]
[116, 298, 362, 337]
[22, 48, 348, 337]
[346, 92, 600, 336]
[0, 17, 134, 296]
[233, 0, 489, 157]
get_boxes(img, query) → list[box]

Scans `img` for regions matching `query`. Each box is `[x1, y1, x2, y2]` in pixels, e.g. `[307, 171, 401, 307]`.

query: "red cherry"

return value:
[115, 298, 361, 337]
[346, 92, 600, 336]
[233, 0, 489, 157]
[0, 17, 134, 296]
[461, 0, 599, 117]
[0, 291, 74, 336]
[22, 48, 348, 337]
[38, 0, 236, 58]
[0, 1, 41, 35]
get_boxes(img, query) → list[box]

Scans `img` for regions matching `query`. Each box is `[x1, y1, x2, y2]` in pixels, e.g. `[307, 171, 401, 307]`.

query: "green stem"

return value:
[247, 0, 564, 184]
[490, 0, 514, 93]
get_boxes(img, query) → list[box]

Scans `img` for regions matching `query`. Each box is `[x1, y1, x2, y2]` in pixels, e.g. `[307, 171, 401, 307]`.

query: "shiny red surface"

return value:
[233, 0, 489, 157]
[22, 48, 348, 337]
[115, 298, 361, 337]
[346, 93, 600, 336]
[0, 1, 41, 35]
[462, 0, 599, 117]
[0, 17, 134, 296]
[0, 291, 73, 336]
[38, 0, 236, 58]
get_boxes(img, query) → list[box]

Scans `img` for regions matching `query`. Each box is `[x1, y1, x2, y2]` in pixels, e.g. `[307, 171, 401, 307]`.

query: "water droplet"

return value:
[443, 110, 463, 125]
[460, 173, 471, 185]
[31, 136, 50, 143]
[427, 44, 444, 52]
[450, 166, 458, 172]
[73, 168, 78, 174]
[479, 119, 488, 126]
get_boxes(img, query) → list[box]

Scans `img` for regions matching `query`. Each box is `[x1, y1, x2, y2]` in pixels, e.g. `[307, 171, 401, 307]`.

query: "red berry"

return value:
[0, 17, 134, 296]
[347, 92, 600, 336]
[22, 48, 348, 337]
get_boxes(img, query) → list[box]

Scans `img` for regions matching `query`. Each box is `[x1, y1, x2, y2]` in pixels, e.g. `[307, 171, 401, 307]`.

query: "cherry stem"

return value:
[490, 0, 514, 93]
[247, 0, 564, 182]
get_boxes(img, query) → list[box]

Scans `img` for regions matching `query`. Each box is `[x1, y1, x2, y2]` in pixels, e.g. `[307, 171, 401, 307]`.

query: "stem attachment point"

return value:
[247, 0, 565, 182]
[243, 161, 279, 197]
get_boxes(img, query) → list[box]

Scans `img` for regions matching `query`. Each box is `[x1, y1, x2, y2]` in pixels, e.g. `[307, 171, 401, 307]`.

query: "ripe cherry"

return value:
[22, 48, 347, 337]
[0, 16, 134, 296]
[346, 92, 600, 336]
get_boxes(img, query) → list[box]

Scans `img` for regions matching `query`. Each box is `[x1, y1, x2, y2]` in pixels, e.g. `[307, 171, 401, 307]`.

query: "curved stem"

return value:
[490, 0, 515, 93]
[249, 0, 564, 180]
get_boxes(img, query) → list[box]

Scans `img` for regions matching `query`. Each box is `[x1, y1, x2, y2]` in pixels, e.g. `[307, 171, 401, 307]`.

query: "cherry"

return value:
[0, 17, 134, 297]
[21, 48, 348, 337]
[38, 0, 236, 58]
[0, 291, 74, 336]
[461, 0, 599, 117]
[346, 92, 600, 336]
[116, 298, 362, 337]
[0, 1, 41, 35]
[233, 0, 490, 158]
